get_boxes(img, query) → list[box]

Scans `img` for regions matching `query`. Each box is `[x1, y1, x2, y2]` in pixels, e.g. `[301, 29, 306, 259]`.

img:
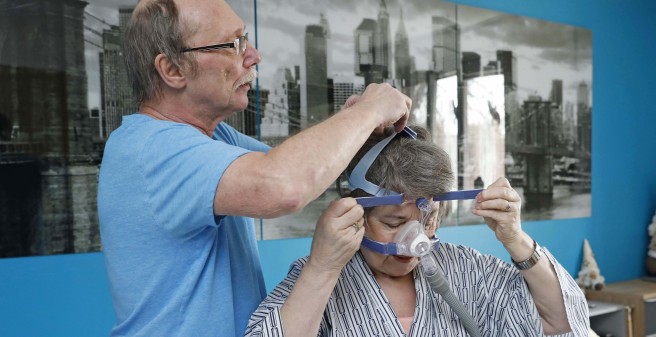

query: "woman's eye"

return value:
[384, 221, 403, 228]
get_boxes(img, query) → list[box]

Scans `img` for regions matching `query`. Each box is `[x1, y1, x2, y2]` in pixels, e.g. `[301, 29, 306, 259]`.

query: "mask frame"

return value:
[361, 220, 440, 257]
[347, 127, 417, 197]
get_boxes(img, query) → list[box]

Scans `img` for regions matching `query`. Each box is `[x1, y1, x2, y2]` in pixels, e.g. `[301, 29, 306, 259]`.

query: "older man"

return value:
[97, 0, 411, 336]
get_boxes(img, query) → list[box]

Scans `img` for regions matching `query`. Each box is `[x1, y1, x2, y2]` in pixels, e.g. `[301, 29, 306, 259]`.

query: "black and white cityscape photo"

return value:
[251, 0, 592, 238]
[0, 0, 591, 256]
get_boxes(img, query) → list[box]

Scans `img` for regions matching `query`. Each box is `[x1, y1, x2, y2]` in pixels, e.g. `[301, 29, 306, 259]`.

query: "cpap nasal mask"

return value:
[360, 219, 440, 257]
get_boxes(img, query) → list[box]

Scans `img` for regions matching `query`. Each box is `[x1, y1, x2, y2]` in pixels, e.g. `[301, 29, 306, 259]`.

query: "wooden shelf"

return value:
[586, 279, 656, 337]
[588, 300, 629, 337]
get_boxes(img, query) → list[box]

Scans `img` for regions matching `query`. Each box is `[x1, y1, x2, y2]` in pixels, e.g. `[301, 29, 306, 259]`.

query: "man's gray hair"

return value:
[123, 0, 197, 105]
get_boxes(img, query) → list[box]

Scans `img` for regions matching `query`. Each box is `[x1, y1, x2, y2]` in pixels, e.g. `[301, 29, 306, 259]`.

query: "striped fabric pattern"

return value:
[245, 243, 589, 337]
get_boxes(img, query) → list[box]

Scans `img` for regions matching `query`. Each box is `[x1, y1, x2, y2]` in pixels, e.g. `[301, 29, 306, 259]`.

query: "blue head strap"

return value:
[361, 236, 441, 256]
[348, 127, 417, 197]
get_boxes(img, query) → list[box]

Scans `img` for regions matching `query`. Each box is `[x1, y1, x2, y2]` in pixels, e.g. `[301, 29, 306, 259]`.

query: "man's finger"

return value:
[343, 95, 360, 109]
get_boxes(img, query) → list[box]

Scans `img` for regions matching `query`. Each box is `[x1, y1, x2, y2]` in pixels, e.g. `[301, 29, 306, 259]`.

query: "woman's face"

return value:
[361, 200, 440, 279]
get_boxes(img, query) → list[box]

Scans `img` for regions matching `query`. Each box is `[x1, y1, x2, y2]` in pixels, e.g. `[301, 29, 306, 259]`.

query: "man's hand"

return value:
[343, 83, 412, 135]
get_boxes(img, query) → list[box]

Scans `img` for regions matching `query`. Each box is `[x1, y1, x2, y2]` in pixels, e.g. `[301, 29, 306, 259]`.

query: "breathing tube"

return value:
[349, 127, 483, 337]
[419, 254, 481, 337]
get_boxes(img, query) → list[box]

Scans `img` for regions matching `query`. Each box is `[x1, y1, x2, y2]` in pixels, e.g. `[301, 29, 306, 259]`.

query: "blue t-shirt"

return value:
[98, 114, 271, 337]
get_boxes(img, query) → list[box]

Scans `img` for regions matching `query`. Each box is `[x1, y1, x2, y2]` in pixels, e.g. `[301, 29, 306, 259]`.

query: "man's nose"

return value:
[243, 42, 261, 67]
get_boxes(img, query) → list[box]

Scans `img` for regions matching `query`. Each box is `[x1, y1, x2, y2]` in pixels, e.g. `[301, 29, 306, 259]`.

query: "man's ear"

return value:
[154, 53, 186, 89]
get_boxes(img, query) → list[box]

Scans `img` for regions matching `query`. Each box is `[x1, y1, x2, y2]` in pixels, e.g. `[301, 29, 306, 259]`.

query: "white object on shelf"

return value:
[588, 300, 629, 337]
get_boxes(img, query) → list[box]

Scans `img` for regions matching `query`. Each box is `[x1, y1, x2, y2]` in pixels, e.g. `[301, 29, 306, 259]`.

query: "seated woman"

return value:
[245, 126, 589, 337]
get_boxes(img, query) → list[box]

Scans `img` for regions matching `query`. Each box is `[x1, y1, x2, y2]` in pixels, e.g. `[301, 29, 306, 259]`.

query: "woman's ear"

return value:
[154, 53, 186, 89]
[424, 210, 440, 234]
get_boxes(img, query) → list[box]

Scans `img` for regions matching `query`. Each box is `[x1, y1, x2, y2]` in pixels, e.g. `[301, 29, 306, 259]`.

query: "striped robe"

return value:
[245, 243, 589, 337]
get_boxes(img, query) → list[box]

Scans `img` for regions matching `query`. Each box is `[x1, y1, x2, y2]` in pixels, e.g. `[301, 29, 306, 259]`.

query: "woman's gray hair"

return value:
[343, 126, 455, 217]
[123, 0, 198, 105]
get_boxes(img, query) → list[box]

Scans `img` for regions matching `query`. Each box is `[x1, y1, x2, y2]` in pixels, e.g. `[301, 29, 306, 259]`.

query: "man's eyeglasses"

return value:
[181, 33, 248, 55]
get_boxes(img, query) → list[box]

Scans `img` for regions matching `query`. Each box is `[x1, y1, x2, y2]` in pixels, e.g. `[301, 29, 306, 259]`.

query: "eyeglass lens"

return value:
[239, 34, 248, 55]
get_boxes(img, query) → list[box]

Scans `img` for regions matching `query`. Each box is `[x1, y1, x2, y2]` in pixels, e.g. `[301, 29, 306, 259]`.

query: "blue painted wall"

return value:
[1, 0, 655, 336]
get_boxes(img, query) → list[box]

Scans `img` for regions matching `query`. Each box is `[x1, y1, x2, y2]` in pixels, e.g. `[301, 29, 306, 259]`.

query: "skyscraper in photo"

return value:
[550, 79, 563, 107]
[305, 24, 329, 125]
[354, 18, 377, 77]
[431, 16, 458, 76]
[546, 81, 565, 149]
[577, 81, 591, 154]
[354, 18, 386, 86]
[262, 67, 298, 138]
[577, 81, 590, 109]
[319, 13, 332, 75]
[375, 0, 391, 79]
[496, 50, 517, 92]
[462, 52, 481, 80]
[394, 9, 412, 89]
[562, 102, 577, 148]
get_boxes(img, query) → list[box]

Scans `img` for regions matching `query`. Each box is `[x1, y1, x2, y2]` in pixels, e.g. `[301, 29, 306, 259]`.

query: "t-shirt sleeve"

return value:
[215, 122, 271, 153]
[140, 124, 250, 238]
